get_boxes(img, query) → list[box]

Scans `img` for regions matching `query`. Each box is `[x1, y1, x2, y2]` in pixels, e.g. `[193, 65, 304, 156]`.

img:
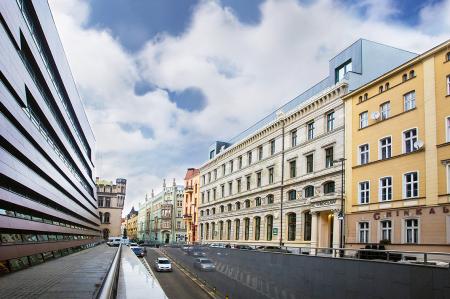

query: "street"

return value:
[144, 248, 211, 299]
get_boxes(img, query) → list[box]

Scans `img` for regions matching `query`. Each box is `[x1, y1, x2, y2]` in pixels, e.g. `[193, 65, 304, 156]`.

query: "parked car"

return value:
[193, 258, 215, 271]
[209, 243, 226, 248]
[128, 242, 139, 247]
[130, 246, 145, 257]
[154, 257, 172, 272]
[235, 245, 254, 250]
[107, 237, 122, 247]
[256, 246, 291, 253]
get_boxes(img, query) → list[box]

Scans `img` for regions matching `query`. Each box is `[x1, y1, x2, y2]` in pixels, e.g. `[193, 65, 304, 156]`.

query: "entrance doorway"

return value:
[165, 233, 170, 244]
[328, 214, 334, 248]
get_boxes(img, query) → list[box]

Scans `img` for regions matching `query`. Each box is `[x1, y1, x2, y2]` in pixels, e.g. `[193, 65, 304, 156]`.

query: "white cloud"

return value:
[49, 0, 449, 215]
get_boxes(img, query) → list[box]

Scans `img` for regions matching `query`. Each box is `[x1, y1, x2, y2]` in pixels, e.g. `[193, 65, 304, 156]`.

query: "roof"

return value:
[184, 168, 200, 180]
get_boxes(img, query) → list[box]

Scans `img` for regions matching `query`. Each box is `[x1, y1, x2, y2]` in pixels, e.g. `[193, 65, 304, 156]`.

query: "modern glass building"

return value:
[0, 1, 100, 273]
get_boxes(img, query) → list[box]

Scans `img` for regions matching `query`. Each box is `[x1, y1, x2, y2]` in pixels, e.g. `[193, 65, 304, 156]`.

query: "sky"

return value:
[48, 0, 450, 216]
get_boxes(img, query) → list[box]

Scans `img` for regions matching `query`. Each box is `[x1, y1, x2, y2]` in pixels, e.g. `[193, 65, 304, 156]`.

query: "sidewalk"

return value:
[0, 244, 117, 298]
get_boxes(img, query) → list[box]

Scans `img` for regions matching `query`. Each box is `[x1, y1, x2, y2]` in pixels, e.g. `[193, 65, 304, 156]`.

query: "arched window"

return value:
[235, 202, 241, 210]
[200, 210, 204, 217]
[103, 212, 110, 223]
[220, 205, 224, 213]
[363, 93, 368, 101]
[227, 203, 232, 212]
[219, 221, 224, 239]
[304, 212, 312, 241]
[245, 199, 250, 208]
[99, 212, 103, 223]
[226, 220, 232, 240]
[235, 219, 240, 240]
[304, 185, 314, 198]
[379, 85, 383, 93]
[206, 223, 210, 240]
[288, 190, 296, 201]
[255, 197, 261, 206]
[447, 52, 450, 61]
[212, 207, 216, 214]
[254, 216, 261, 241]
[244, 218, 250, 240]
[358, 96, 363, 103]
[323, 181, 335, 194]
[266, 215, 273, 241]
[402, 73, 408, 82]
[267, 194, 274, 204]
[287, 213, 296, 241]
[206, 209, 210, 216]
[385, 82, 389, 90]
[409, 70, 415, 79]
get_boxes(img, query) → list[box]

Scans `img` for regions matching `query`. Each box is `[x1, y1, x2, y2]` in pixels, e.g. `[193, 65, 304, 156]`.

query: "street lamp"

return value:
[333, 158, 346, 250]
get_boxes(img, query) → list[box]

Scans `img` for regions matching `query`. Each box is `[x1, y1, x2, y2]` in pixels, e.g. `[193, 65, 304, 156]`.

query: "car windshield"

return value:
[158, 260, 170, 264]
[201, 259, 212, 264]
[131, 247, 142, 252]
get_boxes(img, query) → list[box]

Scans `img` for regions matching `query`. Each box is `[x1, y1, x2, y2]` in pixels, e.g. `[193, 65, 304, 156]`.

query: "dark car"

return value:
[235, 245, 254, 250]
[131, 246, 145, 257]
[257, 246, 290, 253]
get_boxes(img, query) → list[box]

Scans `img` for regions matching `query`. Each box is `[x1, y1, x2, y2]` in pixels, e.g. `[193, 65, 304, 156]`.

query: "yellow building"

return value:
[183, 168, 201, 244]
[344, 40, 450, 252]
[125, 207, 139, 241]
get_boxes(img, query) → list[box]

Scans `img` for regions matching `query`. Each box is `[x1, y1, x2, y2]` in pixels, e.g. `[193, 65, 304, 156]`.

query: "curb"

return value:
[158, 249, 221, 299]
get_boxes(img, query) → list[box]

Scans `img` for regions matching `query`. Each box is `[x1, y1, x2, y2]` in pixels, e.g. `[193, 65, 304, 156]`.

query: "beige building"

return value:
[183, 168, 201, 244]
[343, 40, 450, 252]
[96, 178, 127, 239]
[125, 207, 138, 241]
[198, 40, 416, 250]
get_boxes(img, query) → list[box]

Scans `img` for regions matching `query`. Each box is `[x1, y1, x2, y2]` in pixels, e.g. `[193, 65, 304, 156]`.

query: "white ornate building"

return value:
[198, 39, 417, 249]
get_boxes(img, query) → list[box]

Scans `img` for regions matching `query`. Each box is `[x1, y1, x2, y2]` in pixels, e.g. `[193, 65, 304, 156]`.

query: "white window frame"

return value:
[446, 164, 450, 194]
[379, 219, 393, 243]
[379, 176, 393, 202]
[446, 116, 450, 143]
[326, 111, 335, 132]
[403, 171, 419, 199]
[380, 101, 390, 120]
[307, 121, 315, 140]
[291, 129, 297, 147]
[404, 91, 416, 111]
[402, 127, 418, 154]
[404, 218, 419, 244]
[379, 136, 392, 160]
[358, 222, 370, 243]
[358, 181, 370, 204]
[446, 75, 450, 96]
[358, 143, 369, 165]
[359, 111, 368, 129]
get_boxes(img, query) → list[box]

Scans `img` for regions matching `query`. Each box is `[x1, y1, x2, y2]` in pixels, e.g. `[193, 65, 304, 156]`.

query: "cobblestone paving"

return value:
[0, 244, 117, 298]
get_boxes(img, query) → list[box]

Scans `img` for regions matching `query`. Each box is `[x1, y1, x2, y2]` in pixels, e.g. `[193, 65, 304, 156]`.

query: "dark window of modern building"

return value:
[335, 59, 352, 83]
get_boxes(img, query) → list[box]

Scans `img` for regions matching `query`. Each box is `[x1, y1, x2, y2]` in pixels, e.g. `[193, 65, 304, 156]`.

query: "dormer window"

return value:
[335, 60, 352, 83]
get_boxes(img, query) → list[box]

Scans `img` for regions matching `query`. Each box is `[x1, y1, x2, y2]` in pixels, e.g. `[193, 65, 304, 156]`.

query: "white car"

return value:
[155, 257, 172, 272]
[193, 258, 215, 271]
[128, 242, 139, 247]
[209, 243, 226, 248]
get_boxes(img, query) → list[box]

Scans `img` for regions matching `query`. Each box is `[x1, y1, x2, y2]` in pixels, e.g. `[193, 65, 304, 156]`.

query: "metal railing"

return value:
[97, 244, 122, 299]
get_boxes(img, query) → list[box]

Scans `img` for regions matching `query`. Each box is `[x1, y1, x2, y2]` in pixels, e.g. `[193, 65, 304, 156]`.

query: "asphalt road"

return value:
[144, 248, 211, 299]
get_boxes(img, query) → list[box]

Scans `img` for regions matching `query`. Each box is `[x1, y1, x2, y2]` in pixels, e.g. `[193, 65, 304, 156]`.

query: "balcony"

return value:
[185, 185, 194, 193]
[183, 213, 192, 220]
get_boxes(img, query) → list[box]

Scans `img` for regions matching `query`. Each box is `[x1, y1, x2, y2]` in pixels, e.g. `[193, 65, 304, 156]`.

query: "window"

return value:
[246, 175, 251, 190]
[98, 197, 104, 207]
[307, 122, 315, 140]
[402, 73, 408, 82]
[359, 222, 369, 243]
[380, 220, 392, 242]
[245, 199, 250, 208]
[379, 85, 383, 93]
[447, 52, 450, 62]
[447, 75, 450, 96]
[323, 181, 335, 194]
[201, 192, 205, 203]
[267, 194, 274, 204]
[405, 219, 419, 243]
[403, 128, 417, 153]
[244, 218, 250, 240]
[268, 167, 274, 184]
[304, 185, 314, 198]
[379, 137, 392, 160]
[291, 129, 297, 147]
[248, 151, 252, 165]
[228, 182, 232, 195]
[235, 219, 240, 240]
[364, 93, 368, 101]
[213, 188, 216, 200]
[258, 146, 263, 160]
[209, 150, 214, 159]
[227, 203, 232, 212]
[227, 220, 231, 240]
[359, 111, 368, 128]
[212, 208, 216, 215]
[220, 205, 224, 213]
[206, 209, 210, 216]
[208, 172, 211, 183]
[237, 179, 241, 193]
[235, 202, 241, 210]
[254, 217, 261, 241]
[289, 160, 296, 178]
[287, 213, 296, 241]
[229, 160, 234, 173]
[385, 82, 389, 90]
[359, 181, 370, 204]
[325, 147, 334, 168]
[446, 164, 450, 194]
[379, 177, 392, 201]
[380, 102, 390, 120]
[359, 144, 369, 165]
[219, 221, 223, 239]
[270, 139, 276, 155]
[214, 169, 217, 180]
[335, 60, 352, 83]
[221, 184, 225, 198]
[255, 197, 262, 206]
[404, 91, 416, 111]
[409, 70, 415, 79]
[207, 190, 210, 202]
[238, 156, 243, 169]
[288, 190, 296, 201]
[306, 154, 314, 173]
[327, 111, 335, 132]
[256, 172, 262, 187]
[222, 164, 226, 176]
[266, 215, 273, 241]
[446, 116, 450, 142]
[404, 172, 418, 198]
[303, 212, 312, 241]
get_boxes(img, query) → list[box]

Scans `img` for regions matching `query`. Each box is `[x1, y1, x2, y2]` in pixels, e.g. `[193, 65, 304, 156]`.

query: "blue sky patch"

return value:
[166, 87, 207, 112]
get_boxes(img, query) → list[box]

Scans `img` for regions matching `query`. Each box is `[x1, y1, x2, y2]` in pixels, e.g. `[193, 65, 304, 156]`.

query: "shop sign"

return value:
[373, 206, 449, 220]
[313, 199, 336, 208]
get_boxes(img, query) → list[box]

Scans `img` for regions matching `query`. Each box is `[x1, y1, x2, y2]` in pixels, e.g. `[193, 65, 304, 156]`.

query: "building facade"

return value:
[124, 207, 138, 241]
[0, 1, 100, 273]
[344, 40, 450, 252]
[198, 39, 417, 250]
[95, 178, 126, 239]
[137, 180, 186, 244]
[183, 168, 200, 244]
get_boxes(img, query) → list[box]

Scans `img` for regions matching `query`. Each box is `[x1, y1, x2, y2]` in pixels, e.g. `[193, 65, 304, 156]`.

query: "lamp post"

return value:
[333, 158, 346, 250]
